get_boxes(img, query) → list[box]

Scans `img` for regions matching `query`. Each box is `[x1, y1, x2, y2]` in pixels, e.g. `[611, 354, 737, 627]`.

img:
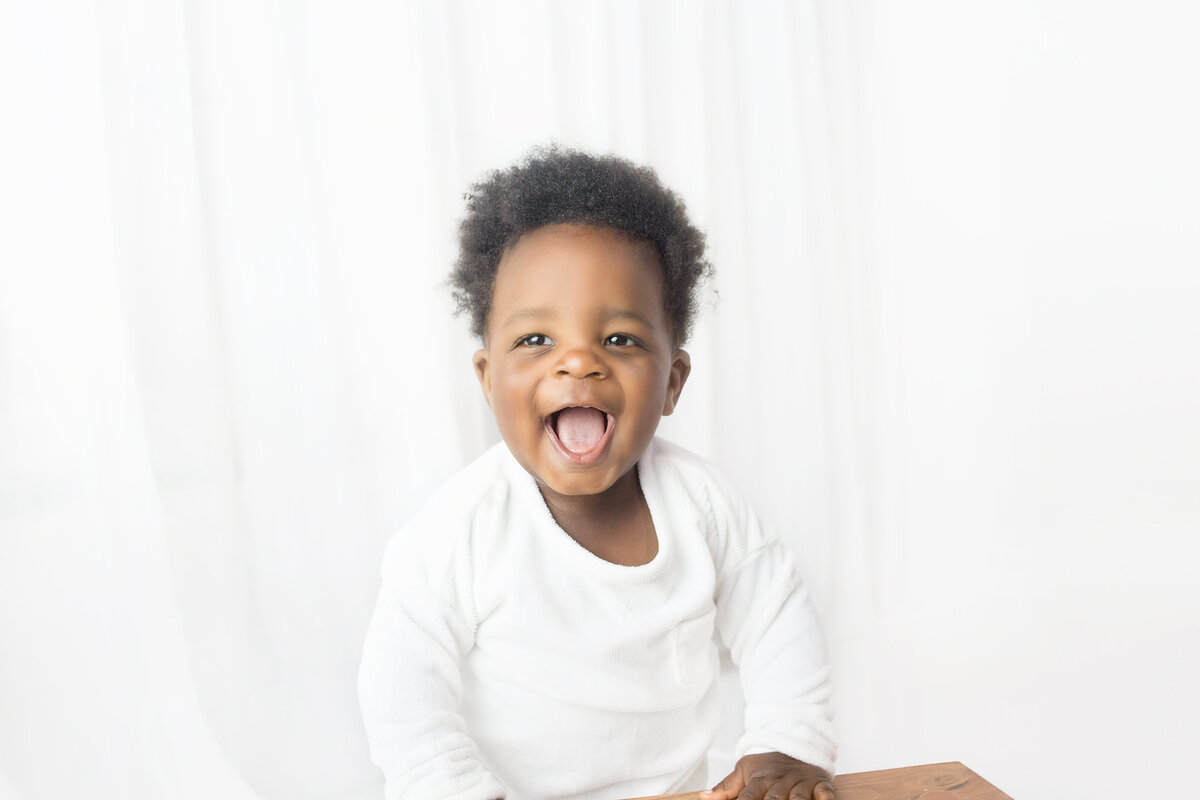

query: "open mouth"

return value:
[546, 406, 615, 461]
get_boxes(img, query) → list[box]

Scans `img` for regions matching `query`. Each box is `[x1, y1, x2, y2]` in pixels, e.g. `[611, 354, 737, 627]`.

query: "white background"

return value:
[1, 2, 1197, 799]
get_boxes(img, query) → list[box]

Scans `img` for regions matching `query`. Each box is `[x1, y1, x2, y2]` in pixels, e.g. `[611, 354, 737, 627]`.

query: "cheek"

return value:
[491, 371, 538, 422]
[627, 364, 672, 414]
[640, 360, 673, 393]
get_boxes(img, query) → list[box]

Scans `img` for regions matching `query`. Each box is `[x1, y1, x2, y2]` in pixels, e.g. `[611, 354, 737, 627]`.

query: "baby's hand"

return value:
[701, 752, 835, 800]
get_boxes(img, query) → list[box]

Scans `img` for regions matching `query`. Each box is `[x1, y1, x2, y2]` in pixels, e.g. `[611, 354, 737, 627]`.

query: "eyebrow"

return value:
[598, 308, 653, 327]
[500, 307, 554, 328]
[500, 307, 653, 328]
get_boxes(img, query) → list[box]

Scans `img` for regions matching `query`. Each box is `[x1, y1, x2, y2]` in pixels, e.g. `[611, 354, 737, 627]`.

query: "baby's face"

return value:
[473, 224, 690, 499]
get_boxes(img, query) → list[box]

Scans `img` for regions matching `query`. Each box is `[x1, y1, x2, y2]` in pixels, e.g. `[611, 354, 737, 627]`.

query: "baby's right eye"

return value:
[516, 333, 553, 348]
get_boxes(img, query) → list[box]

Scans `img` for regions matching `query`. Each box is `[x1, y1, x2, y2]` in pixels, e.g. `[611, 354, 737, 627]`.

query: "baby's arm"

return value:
[358, 530, 505, 800]
[708, 494, 837, 799]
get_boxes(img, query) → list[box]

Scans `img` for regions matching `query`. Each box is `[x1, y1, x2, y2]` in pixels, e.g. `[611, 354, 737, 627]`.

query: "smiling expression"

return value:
[473, 224, 691, 500]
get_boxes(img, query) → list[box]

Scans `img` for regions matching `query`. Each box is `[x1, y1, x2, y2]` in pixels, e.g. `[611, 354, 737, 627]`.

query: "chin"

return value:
[539, 471, 618, 498]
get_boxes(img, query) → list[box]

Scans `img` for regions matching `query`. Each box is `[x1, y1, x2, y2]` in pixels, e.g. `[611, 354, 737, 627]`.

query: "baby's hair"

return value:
[450, 145, 712, 346]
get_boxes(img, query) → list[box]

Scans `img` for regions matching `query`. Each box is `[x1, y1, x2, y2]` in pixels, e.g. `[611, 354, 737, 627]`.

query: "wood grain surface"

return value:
[622, 762, 1013, 800]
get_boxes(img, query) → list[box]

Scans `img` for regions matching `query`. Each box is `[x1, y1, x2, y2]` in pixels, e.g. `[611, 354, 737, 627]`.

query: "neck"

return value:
[537, 466, 657, 565]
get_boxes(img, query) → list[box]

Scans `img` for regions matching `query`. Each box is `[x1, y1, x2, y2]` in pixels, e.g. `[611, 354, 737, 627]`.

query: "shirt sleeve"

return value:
[357, 524, 507, 800]
[708, 483, 838, 775]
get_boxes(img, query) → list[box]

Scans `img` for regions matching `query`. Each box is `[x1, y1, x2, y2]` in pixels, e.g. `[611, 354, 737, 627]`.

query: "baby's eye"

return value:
[517, 333, 553, 348]
[604, 334, 639, 348]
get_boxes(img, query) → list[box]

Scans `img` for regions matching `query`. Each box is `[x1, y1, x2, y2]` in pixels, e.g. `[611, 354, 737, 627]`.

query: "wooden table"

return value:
[625, 762, 1013, 800]
[832, 763, 1012, 800]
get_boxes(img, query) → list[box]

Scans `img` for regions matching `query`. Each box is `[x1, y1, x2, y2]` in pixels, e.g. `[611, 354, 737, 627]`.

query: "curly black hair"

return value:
[450, 146, 712, 346]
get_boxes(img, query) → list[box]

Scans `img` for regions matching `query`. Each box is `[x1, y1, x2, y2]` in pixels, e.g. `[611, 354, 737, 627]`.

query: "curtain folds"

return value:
[8, 2, 1200, 799]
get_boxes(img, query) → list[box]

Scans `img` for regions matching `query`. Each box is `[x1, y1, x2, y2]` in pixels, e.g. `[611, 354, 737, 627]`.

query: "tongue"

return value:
[556, 407, 606, 453]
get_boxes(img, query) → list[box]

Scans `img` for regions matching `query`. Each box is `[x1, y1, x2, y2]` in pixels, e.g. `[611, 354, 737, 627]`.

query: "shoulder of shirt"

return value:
[643, 436, 745, 497]
[643, 436, 780, 577]
[380, 440, 516, 568]
[642, 436, 752, 521]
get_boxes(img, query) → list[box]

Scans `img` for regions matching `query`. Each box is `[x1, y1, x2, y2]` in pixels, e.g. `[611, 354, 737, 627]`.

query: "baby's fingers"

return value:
[700, 771, 745, 800]
[745, 779, 794, 800]
[796, 778, 835, 800]
[782, 778, 835, 800]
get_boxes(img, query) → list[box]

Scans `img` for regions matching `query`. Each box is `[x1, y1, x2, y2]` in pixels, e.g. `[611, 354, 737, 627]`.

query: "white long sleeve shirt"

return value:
[358, 437, 835, 800]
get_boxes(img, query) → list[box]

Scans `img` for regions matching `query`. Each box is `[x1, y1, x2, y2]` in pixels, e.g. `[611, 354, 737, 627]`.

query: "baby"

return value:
[358, 148, 836, 800]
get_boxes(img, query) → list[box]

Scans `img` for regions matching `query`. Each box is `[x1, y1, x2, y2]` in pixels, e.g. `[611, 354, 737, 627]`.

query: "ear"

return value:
[662, 349, 691, 416]
[473, 348, 493, 408]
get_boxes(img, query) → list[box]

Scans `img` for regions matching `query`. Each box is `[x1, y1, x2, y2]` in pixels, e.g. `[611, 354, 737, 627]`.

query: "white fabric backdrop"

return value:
[2, 2, 1197, 799]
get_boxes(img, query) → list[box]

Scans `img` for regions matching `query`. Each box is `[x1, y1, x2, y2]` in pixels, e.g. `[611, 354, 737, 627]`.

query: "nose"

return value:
[554, 343, 606, 379]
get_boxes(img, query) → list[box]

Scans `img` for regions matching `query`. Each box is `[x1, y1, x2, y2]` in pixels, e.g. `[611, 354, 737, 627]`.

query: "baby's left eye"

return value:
[605, 334, 639, 347]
